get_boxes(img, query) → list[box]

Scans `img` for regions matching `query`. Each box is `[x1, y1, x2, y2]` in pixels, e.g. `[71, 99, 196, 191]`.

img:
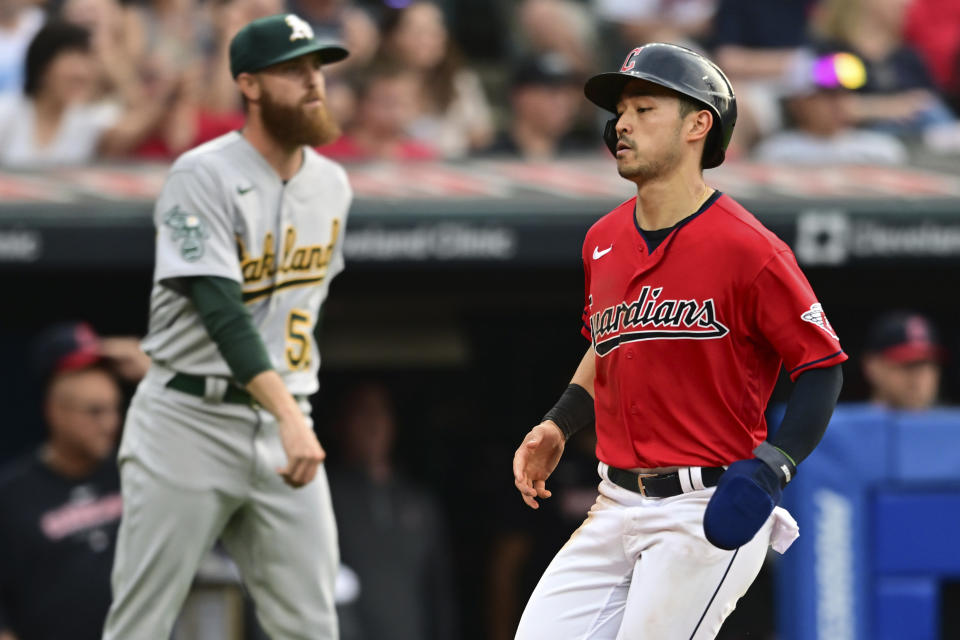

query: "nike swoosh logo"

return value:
[593, 245, 613, 260]
[237, 186, 255, 195]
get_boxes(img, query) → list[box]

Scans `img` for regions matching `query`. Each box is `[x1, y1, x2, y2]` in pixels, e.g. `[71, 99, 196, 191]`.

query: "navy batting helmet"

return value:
[584, 43, 737, 169]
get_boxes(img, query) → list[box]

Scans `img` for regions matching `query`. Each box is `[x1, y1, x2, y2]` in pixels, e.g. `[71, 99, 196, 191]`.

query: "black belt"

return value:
[607, 466, 725, 498]
[166, 372, 257, 406]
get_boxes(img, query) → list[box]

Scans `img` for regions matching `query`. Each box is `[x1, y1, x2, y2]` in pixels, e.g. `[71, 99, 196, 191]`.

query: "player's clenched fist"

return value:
[276, 417, 326, 488]
[513, 421, 565, 509]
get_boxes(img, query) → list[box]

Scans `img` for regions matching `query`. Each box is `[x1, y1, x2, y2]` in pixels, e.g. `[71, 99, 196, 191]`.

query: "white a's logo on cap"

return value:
[285, 14, 314, 41]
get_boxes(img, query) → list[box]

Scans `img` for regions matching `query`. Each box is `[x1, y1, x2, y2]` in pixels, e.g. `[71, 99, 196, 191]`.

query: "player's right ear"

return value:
[236, 73, 261, 103]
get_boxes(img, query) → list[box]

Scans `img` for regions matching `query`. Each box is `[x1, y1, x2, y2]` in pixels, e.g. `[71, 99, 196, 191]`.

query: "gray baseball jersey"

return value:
[141, 131, 351, 395]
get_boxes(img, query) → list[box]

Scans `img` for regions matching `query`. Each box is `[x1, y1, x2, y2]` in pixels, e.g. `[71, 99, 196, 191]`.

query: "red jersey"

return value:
[581, 192, 847, 469]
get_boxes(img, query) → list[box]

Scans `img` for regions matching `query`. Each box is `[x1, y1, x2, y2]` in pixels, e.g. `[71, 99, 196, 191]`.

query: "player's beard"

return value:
[259, 88, 341, 148]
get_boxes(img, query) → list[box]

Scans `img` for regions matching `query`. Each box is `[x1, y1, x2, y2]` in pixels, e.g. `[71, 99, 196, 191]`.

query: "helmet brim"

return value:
[585, 70, 717, 116]
[584, 72, 639, 113]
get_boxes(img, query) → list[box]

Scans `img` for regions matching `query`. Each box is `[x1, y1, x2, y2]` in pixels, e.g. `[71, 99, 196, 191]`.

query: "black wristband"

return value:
[753, 441, 797, 488]
[542, 383, 594, 440]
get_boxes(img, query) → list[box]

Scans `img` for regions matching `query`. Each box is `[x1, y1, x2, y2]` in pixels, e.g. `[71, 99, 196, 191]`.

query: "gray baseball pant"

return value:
[102, 365, 339, 639]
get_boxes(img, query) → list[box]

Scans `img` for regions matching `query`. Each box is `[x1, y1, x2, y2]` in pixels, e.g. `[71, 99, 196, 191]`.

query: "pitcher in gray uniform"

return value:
[102, 14, 351, 640]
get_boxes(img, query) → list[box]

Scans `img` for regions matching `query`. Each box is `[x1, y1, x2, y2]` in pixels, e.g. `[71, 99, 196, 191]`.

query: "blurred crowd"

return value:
[1, 0, 959, 168]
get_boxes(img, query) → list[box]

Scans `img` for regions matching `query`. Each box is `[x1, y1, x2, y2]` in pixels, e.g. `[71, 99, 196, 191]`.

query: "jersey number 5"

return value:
[285, 310, 312, 371]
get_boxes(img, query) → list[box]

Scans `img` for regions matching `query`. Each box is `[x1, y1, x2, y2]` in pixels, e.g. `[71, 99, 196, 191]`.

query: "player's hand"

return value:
[513, 421, 565, 509]
[276, 417, 326, 488]
[98, 337, 151, 381]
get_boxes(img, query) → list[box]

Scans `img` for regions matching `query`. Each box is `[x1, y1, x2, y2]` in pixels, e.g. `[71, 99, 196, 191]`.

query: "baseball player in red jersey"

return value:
[512, 44, 846, 639]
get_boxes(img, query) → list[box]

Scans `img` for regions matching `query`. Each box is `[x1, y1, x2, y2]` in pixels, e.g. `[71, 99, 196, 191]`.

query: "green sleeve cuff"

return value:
[185, 276, 273, 384]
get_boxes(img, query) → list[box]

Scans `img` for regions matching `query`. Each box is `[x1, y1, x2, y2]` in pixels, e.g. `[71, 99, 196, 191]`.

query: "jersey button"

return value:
[630, 402, 638, 414]
[626, 350, 634, 360]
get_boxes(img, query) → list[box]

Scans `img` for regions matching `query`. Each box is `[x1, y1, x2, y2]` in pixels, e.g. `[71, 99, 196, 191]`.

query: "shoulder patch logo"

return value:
[285, 14, 314, 41]
[800, 302, 838, 340]
[164, 205, 209, 262]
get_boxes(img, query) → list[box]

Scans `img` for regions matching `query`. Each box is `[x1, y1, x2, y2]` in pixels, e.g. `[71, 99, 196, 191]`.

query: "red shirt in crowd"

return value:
[905, 0, 960, 94]
[318, 134, 438, 162]
[581, 192, 847, 469]
[134, 111, 246, 160]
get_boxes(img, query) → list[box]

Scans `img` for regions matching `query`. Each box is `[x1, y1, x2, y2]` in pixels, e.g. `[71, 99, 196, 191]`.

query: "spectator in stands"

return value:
[324, 4, 379, 73]
[904, 0, 960, 113]
[753, 52, 908, 164]
[483, 53, 593, 159]
[712, 0, 815, 76]
[904, 0, 960, 154]
[61, 0, 213, 160]
[201, 0, 284, 114]
[711, 0, 818, 149]
[812, 0, 955, 136]
[130, 68, 242, 160]
[514, 0, 599, 74]
[0, 0, 44, 95]
[288, 0, 344, 32]
[592, 0, 716, 57]
[327, 382, 457, 640]
[862, 311, 944, 411]
[318, 5, 381, 135]
[79, 0, 285, 160]
[377, 1, 493, 158]
[61, 0, 140, 103]
[320, 64, 438, 162]
[122, 0, 209, 79]
[0, 322, 138, 640]
[0, 21, 174, 167]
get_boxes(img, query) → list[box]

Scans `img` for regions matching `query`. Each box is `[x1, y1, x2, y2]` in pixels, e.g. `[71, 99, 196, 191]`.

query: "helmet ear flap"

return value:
[602, 116, 619, 156]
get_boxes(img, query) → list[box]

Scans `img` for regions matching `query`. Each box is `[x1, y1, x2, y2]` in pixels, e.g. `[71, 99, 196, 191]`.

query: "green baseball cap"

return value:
[229, 13, 349, 78]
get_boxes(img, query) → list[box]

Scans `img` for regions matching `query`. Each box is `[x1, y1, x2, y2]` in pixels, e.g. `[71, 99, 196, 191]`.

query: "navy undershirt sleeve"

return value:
[768, 363, 843, 465]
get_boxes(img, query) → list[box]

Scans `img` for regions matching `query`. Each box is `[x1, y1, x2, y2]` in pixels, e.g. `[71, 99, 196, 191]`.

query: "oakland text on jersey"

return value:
[237, 220, 341, 301]
[590, 285, 729, 356]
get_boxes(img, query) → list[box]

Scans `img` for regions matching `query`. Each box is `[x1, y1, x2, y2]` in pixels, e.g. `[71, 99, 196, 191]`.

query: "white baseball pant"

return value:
[515, 463, 790, 640]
